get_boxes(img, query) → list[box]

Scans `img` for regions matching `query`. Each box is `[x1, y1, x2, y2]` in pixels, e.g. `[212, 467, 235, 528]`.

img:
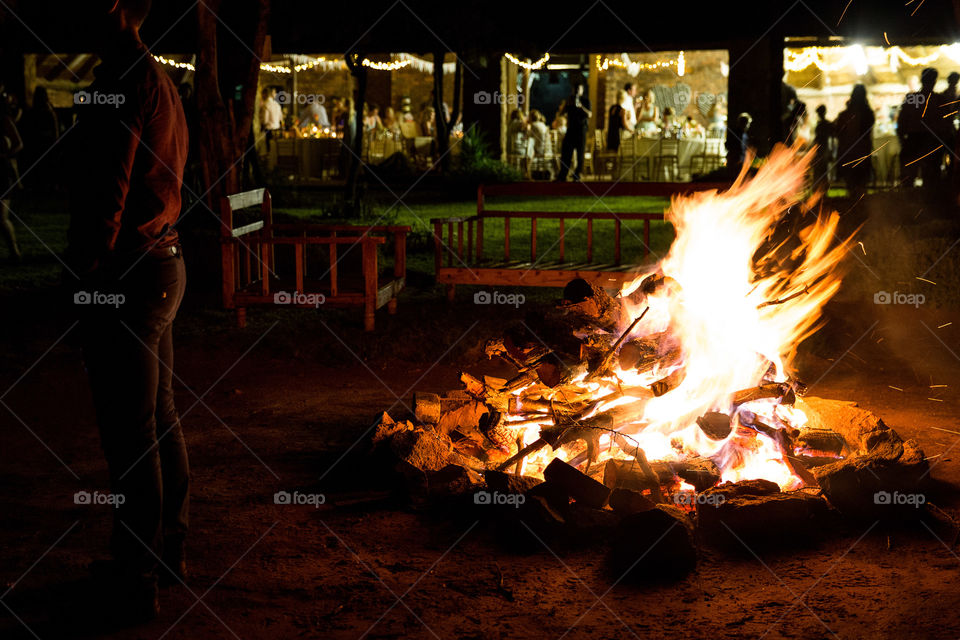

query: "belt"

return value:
[146, 245, 181, 258]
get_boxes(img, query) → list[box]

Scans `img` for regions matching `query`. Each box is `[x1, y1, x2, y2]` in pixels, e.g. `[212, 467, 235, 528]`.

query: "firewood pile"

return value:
[368, 275, 933, 576]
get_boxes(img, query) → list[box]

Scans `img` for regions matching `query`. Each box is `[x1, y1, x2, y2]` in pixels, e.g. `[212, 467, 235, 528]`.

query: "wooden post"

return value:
[220, 197, 236, 309]
[362, 239, 377, 331]
[586, 218, 593, 263]
[530, 218, 537, 262]
[504, 218, 510, 262]
[330, 232, 338, 297]
[433, 221, 442, 276]
[558, 218, 565, 263]
[457, 220, 464, 261]
[467, 220, 473, 265]
[476, 217, 484, 262]
[294, 243, 304, 294]
[447, 221, 454, 267]
[393, 230, 406, 278]
[614, 218, 621, 265]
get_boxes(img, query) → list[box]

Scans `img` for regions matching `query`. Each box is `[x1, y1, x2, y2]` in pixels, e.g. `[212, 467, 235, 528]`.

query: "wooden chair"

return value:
[220, 188, 409, 331]
[619, 135, 651, 181]
[593, 132, 620, 181]
[654, 136, 680, 181]
[689, 131, 725, 176]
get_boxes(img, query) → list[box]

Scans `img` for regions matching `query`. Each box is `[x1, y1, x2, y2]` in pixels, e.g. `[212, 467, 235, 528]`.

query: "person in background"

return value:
[622, 82, 638, 131]
[661, 106, 677, 132]
[607, 89, 635, 152]
[835, 84, 875, 201]
[551, 99, 567, 135]
[419, 106, 436, 138]
[683, 115, 705, 138]
[726, 112, 752, 176]
[812, 104, 834, 188]
[556, 82, 591, 182]
[259, 86, 283, 148]
[1, 94, 22, 261]
[363, 103, 383, 131]
[22, 86, 60, 190]
[637, 89, 659, 134]
[528, 109, 550, 157]
[507, 109, 528, 158]
[898, 68, 937, 190]
[65, 0, 190, 622]
[297, 96, 330, 131]
[327, 96, 343, 133]
[707, 94, 727, 133]
[382, 106, 400, 136]
[935, 72, 960, 186]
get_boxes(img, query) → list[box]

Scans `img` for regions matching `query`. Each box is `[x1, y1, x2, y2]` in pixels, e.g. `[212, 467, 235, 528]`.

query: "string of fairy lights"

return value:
[596, 52, 685, 76]
[785, 44, 960, 74]
[152, 53, 454, 74]
[503, 52, 550, 70]
[155, 51, 691, 77]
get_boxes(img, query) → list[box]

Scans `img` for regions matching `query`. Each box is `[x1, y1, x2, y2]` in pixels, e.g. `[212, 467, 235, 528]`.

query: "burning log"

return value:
[603, 458, 722, 494]
[795, 428, 846, 457]
[696, 412, 732, 440]
[542, 458, 612, 509]
[650, 369, 686, 397]
[618, 332, 683, 373]
[585, 307, 649, 381]
[731, 382, 794, 406]
[609, 505, 696, 580]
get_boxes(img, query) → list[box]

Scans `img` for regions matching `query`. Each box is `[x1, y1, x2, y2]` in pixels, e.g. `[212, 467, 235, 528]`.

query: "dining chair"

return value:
[654, 135, 680, 181]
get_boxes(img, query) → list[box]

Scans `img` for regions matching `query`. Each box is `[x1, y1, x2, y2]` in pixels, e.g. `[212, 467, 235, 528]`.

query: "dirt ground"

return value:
[2, 289, 960, 639]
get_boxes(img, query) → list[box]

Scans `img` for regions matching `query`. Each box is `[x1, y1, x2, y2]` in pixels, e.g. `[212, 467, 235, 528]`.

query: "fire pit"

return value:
[372, 147, 929, 576]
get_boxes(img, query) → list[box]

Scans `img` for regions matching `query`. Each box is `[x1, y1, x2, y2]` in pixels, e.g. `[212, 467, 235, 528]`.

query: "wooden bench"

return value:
[431, 181, 728, 296]
[220, 188, 409, 331]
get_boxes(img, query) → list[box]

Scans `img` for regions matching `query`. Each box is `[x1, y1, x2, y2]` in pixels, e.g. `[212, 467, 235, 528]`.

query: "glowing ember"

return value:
[499, 144, 854, 490]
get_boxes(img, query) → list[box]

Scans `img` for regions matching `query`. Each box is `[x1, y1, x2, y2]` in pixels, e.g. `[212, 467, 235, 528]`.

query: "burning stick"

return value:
[757, 285, 810, 309]
[585, 307, 649, 381]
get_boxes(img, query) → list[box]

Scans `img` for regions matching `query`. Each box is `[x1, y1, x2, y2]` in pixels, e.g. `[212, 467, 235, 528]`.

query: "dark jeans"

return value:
[80, 248, 189, 586]
[558, 131, 587, 181]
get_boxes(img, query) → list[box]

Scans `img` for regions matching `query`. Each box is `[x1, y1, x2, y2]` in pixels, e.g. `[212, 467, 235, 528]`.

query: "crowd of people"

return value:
[506, 81, 727, 181]
[787, 67, 960, 201]
[604, 82, 719, 152]
[259, 86, 461, 149]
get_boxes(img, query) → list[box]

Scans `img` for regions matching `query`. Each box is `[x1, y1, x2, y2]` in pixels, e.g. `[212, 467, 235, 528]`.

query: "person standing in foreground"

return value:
[65, 0, 189, 623]
[557, 82, 591, 181]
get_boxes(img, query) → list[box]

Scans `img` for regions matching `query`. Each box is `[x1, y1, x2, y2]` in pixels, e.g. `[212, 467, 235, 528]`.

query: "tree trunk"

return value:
[195, 0, 268, 210]
[344, 53, 367, 214]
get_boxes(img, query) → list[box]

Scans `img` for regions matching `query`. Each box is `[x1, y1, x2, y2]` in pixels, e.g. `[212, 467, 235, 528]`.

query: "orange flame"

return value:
[512, 145, 854, 490]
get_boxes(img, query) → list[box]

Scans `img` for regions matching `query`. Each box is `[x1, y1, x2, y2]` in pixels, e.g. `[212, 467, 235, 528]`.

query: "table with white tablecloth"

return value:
[615, 136, 708, 180]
